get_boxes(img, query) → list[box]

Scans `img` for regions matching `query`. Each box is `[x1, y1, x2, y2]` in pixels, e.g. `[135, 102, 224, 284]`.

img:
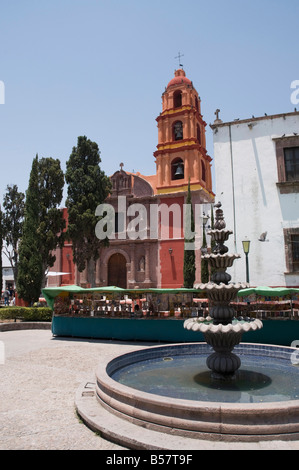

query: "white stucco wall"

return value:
[213, 113, 299, 287]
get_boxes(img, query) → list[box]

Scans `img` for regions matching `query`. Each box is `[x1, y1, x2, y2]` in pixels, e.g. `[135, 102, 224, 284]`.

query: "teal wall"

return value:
[52, 316, 299, 346]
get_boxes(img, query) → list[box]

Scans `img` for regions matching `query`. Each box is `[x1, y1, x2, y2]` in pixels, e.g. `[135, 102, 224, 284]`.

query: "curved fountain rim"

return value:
[184, 318, 263, 334]
[97, 342, 299, 411]
[194, 281, 248, 290]
[201, 253, 240, 258]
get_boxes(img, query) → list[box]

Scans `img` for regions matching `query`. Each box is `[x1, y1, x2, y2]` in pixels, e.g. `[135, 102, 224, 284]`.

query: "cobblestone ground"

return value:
[1, 329, 299, 451]
[0, 329, 150, 450]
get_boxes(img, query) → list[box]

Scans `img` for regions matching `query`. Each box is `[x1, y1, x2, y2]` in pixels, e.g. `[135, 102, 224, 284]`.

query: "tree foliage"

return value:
[210, 204, 216, 279]
[2, 184, 25, 283]
[17, 155, 65, 302]
[201, 219, 209, 283]
[65, 136, 111, 286]
[183, 180, 196, 288]
[37, 157, 65, 286]
[17, 156, 43, 303]
[0, 207, 2, 294]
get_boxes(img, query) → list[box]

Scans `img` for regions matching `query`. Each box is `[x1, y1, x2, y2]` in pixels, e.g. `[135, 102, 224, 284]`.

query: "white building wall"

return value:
[212, 113, 299, 287]
[2, 266, 14, 290]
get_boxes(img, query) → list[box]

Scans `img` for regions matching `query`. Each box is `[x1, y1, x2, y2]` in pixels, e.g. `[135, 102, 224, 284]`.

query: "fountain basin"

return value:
[207, 229, 233, 242]
[183, 319, 263, 378]
[200, 253, 240, 269]
[193, 282, 248, 302]
[95, 342, 299, 442]
[184, 318, 263, 334]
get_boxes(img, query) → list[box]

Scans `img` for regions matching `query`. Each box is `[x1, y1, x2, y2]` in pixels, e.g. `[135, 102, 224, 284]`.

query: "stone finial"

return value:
[214, 202, 226, 230]
[214, 109, 223, 124]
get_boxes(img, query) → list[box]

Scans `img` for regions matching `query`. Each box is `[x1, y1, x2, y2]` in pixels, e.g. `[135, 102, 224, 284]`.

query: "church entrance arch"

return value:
[108, 253, 127, 289]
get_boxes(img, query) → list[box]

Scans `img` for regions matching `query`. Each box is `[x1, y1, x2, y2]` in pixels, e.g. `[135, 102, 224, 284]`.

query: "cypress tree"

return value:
[201, 218, 209, 283]
[65, 136, 111, 287]
[210, 203, 216, 279]
[183, 180, 196, 288]
[17, 156, 43, 304]
[37, 157, 65, 288]
[0, 206, 2, 295]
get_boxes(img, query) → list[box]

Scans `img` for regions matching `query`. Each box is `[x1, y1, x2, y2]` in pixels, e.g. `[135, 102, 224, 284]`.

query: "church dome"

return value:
[167, 69, 192, 89]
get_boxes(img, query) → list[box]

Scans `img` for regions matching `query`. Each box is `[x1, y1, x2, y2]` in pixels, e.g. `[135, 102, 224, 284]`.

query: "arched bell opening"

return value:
[171, 157, 184, 180]
[173, 90, 182, 108]
[172, 121, 183, 141]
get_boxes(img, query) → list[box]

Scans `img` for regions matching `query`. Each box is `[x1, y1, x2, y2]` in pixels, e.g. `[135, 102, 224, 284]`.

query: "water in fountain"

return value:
[184, 202, 263, 380]
[87, 202, 299, 445]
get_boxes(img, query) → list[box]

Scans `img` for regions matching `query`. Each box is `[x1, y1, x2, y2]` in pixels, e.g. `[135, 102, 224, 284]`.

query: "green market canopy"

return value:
[42, 285, 86, 310]
[42, 285, 202, 310]
[238, 286, 299, 298]
[42, 285, 299, 310]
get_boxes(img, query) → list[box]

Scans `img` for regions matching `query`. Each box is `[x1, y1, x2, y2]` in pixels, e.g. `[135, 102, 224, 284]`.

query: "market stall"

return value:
[42, 285, 299, 345]
[43, 285, 208, 342]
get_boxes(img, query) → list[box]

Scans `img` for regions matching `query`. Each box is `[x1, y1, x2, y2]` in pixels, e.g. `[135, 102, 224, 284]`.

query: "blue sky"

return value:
[0, 0, 298, 205]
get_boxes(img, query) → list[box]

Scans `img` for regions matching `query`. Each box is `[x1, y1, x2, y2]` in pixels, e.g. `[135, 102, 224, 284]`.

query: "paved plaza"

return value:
[1, 327, 299, 450]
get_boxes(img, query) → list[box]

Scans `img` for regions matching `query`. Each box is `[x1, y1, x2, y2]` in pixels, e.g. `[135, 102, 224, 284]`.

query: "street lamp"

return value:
[242, 237, 251, 283]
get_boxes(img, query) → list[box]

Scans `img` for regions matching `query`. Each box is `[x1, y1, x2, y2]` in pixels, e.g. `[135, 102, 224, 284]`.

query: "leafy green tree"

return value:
[65, 136, 111, 286]
[17, 156, 43, 304]
[16, 155, 65, 302]
[210, 204, 215, 248]
[201, 219, 209, 283]
[0, 206, 2, 295]
[37, 157, 65, 287]
[183, 180, 196, 288]
[210, 203, 216, 279]
[2, 184, 25, 284]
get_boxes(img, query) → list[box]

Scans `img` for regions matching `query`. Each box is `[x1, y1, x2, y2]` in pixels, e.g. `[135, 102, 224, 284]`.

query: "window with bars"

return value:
[275, 136, 299, 193]
[284, 147, 299, 181]
[284, 228, 299, 273]
[291, 234, 299, 272]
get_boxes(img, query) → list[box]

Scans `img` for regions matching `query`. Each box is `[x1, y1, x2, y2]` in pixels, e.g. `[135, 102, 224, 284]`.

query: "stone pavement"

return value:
[0, 328, 131, 450]
[1, 327, 299, 450]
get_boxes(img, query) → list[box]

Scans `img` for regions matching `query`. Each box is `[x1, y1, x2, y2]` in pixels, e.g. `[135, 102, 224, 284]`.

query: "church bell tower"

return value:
[154, 68, 213, 196]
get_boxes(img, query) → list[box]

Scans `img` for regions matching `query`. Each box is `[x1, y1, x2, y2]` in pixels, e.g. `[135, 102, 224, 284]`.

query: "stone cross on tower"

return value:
[214, 109, 223, 124]
[175, 52, 184, 68]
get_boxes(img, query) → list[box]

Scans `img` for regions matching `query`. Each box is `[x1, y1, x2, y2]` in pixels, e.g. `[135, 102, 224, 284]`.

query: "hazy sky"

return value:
[0, 0, 298, 204]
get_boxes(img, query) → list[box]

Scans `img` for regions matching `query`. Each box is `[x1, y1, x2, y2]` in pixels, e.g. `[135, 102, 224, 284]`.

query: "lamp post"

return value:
[242, 237, 251, 283]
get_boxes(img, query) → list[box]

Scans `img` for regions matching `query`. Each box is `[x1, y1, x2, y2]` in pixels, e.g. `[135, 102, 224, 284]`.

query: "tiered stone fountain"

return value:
[77, 203, 299, 446]
[184, 202, 263, 380]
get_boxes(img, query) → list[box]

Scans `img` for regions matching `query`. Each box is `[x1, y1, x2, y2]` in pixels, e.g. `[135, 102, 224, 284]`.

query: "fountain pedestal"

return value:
[204, 328, 242, 379]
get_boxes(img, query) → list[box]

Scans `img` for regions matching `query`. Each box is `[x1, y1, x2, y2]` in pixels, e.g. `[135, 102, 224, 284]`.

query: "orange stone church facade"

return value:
[48, 69, 215, 289]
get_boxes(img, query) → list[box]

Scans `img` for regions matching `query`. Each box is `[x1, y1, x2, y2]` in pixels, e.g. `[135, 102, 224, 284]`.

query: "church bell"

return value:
[174, 163, 184, 178]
